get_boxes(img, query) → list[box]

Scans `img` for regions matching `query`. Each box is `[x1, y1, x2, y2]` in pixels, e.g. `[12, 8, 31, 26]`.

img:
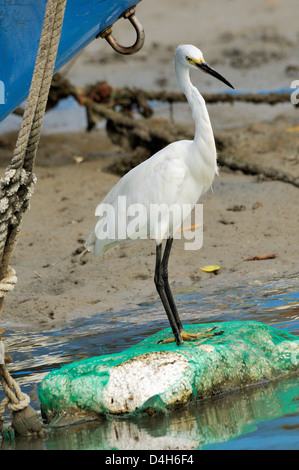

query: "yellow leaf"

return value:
[177, 224, 200, 233]
[286, 126, 299, 132]
[199, 265, 220, 273]
[73, 155, 85, 164]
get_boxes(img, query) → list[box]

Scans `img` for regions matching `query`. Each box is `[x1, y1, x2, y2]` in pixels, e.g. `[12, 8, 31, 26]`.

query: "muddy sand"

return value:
[0, 0, 298, 327]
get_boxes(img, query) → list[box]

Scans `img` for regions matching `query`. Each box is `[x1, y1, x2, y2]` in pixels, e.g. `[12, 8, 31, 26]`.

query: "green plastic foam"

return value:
[39, 321, 299, 423]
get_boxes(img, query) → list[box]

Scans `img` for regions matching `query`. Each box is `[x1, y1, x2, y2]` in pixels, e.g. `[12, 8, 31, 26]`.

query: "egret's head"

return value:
[175, 44, 234, 89]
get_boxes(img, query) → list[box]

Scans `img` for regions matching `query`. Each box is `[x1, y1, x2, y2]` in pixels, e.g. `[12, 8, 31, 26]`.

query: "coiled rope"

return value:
[0, 0, 67, 439]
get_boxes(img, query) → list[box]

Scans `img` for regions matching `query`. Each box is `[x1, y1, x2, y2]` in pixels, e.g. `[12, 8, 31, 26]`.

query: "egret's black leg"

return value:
[157, 239, 224, 344]
[161, 238, 183, 333]
[154, 243, 183, 345]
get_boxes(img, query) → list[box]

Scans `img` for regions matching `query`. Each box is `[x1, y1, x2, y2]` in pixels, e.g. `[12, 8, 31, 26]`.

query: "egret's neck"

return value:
[175, 64, 215, 148]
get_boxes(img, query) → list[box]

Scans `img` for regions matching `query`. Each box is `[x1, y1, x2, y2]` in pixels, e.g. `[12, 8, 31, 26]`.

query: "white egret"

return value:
[86, 44, 234, 345]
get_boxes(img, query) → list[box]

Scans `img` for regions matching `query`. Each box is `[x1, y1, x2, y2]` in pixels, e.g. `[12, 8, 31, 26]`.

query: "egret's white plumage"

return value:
[86, 45, 234, 344]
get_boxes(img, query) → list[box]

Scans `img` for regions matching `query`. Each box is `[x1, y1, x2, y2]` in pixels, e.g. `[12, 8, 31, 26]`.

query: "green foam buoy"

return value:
[39, 321, 299, 424]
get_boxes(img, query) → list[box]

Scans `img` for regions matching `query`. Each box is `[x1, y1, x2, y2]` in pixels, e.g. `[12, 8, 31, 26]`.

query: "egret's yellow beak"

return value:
[196, 61, 234, 89]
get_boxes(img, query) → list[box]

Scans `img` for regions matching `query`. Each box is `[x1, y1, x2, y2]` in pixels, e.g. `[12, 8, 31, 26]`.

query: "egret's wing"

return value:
[87, 141, 193, 256]
[99, 140, 191, 208]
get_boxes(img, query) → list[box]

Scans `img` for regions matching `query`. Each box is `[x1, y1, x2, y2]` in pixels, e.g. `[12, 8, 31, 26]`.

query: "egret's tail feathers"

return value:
[85, 230, 105, 258]
[85, 230, 120, 258]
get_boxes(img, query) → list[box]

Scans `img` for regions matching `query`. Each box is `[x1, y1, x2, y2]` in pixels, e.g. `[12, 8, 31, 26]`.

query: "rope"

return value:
[141, 90, 295, 106]
[0, 365, 30, 413]
[0, 267, 17, 298]
[0, 0, 67, 439]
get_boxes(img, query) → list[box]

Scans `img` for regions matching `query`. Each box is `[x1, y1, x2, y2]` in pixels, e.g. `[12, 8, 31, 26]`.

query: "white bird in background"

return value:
[86, 44, 234, 345]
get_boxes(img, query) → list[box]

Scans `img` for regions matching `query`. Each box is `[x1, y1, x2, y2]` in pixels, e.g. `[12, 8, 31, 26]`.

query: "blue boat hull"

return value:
[0, 0, 142, 121]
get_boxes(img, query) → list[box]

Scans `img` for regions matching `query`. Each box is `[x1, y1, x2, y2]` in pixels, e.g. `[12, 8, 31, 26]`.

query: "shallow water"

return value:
[1, 273, 299, 450]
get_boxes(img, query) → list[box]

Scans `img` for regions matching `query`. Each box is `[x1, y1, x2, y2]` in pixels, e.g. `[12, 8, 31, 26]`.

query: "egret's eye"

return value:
[186, 57, 192, 62]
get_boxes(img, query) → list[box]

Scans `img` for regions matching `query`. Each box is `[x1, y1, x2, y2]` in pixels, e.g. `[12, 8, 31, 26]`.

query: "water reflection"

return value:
[6, 375, 297, 451]
[0, 274, 298, 450]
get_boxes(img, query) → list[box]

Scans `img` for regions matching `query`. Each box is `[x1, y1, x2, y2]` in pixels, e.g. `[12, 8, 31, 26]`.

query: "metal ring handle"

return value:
[98, 7, 145, 55]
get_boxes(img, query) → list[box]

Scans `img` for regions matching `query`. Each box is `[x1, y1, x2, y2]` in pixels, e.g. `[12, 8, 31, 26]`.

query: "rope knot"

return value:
[0, 267, 17, 299]
[0, 363, 44, 438]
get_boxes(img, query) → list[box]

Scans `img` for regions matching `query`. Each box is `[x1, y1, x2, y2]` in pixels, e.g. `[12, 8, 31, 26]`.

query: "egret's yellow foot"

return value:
[158, 327, 224, 344]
